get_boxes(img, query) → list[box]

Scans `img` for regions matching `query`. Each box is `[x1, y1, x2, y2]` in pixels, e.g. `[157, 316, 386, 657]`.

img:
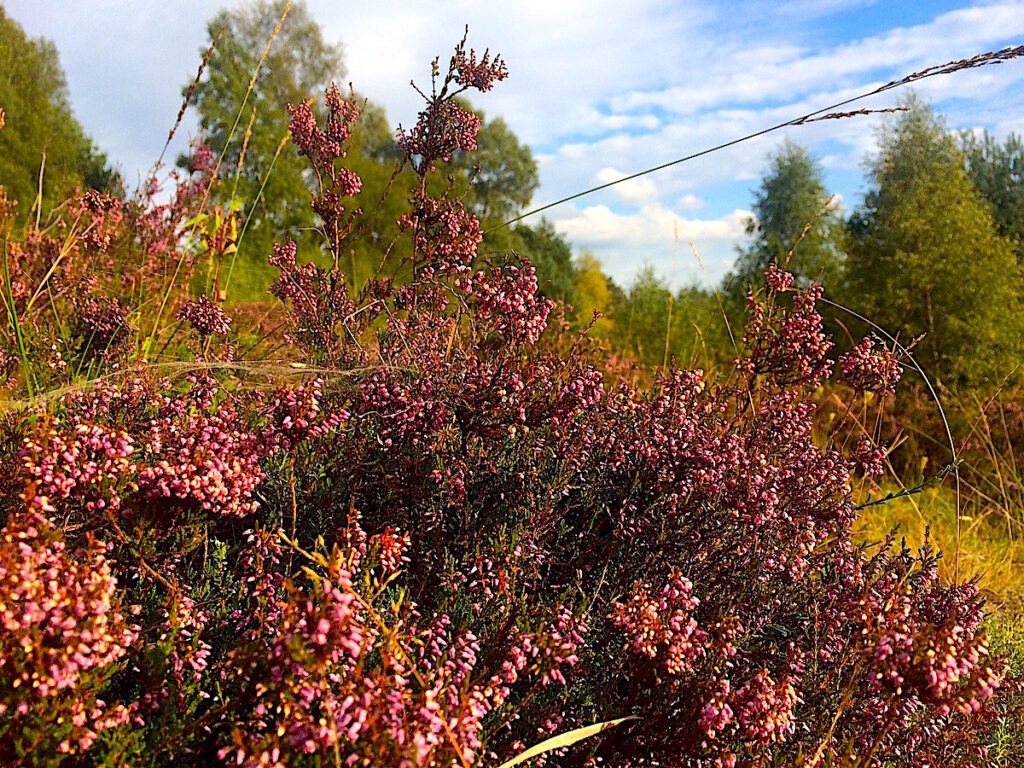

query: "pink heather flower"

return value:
[740, 281, 833, 386]
[612, 570, 707, 676]
[398, 99, 482, 170]
[452, 39, 508, 92]
[764, 263, 794, 292]
[398, 195, 482, 288]
[67, 190, 125, 252]
[0, 508, 137, 753]
[733, 669, 799, 746]
[186, 137, 216, 176]
[177, 295, 232, 337]
[288, 84, 361, 168]
[851, 437, 887, 477]
[21, 422, 135, 513]
[73, 294, 132, 357]
[839, 337, 903, 394]
[370, 527, 412, 573]
[700, 680, 735, 739]
[473, 261, 554, 345]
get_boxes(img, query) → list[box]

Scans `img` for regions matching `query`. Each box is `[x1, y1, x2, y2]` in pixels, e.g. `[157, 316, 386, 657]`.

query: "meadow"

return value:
[2, 3, 1024, 766]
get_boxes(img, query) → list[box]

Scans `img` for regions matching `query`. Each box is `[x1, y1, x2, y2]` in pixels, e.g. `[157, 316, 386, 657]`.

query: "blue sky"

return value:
[6, 0, 1024, 287]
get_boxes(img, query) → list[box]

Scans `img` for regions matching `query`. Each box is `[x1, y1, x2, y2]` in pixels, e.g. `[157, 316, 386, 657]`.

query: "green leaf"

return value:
[496, 716, 639, 768]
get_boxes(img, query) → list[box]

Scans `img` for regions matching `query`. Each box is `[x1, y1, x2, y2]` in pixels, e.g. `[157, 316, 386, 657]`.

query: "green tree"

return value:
[436, 102, 539, 258]
[187, 0, 344, 292]
[511, 219, 577, 306]
[726, 140, 842, 298]
[610, 268, 727, 369]
[962, 129, 1024, 263]
[845, 97, 1024, 388]
[464, 115, 538, 226]
[0, 7, 115, 222]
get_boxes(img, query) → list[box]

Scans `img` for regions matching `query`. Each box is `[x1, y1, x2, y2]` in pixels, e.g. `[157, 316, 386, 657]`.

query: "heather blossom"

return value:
[396, 31, 506, 172]
[839, 336, 904, 394]
[0, 31, 1016, 768]
[177, 294, 231, 337]
[0, 507, 137, 759]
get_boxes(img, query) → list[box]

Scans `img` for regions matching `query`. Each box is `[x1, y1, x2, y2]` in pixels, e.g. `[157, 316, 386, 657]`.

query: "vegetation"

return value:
[726, 140, 844, 298]
[844, 97, 1024, 389]
[963, 129, 1024, 263]
[0, 7, 115, 223]
[2, 2, 1024, 766]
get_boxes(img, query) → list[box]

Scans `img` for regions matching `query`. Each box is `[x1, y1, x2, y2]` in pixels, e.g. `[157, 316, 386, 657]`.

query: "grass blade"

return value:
[496, 716, 639, 768]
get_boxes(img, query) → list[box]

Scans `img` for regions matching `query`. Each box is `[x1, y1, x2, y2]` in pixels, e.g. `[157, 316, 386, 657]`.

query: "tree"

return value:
[0, 7, 116, 222]
[845, 97, 1024, 388]
[726, 140, 842, 298]
[186, 0, 344, 292]
[433, 101, 539, 258]
[962, 129, 1024, 263]
[463, 114, 538, 226]
[188, 6, 545, 299]
[572, 252, 615, 336]
[511, 219, 576, 306]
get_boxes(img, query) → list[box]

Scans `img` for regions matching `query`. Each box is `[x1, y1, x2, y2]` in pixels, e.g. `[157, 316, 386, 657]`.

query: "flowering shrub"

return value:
[0, 32, 1019, 768]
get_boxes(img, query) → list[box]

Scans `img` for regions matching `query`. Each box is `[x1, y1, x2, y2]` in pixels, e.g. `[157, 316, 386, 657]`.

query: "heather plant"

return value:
[0, 32, 1021, 768]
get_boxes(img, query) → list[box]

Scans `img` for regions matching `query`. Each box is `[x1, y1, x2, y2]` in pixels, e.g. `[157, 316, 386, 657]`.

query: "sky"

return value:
[6, 0, 1024, 288]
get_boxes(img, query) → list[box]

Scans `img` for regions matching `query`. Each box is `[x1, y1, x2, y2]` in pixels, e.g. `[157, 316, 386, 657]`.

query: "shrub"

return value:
[0, 33, 1019, 768]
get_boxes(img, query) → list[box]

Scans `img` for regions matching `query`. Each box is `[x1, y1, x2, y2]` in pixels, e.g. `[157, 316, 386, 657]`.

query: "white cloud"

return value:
[595, 167, 660, 204]
[550, 204, 750, 285]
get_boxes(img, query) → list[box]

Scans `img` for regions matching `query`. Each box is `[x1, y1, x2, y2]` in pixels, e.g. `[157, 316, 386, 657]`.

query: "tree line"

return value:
[3, 0, 1024, 391]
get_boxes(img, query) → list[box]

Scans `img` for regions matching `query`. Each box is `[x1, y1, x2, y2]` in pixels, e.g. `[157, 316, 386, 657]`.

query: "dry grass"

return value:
[856, 484, 1024, 610]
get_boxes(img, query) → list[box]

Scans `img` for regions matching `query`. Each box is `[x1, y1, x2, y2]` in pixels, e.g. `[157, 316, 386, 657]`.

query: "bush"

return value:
[0, 34, 1019, 767]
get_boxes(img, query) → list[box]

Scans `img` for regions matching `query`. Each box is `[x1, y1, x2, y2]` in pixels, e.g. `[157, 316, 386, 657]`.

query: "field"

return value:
[2, 3, 1024, 766]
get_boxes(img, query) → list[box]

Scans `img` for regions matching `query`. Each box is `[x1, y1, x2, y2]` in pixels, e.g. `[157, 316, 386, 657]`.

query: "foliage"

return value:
[0, 35, 1019, 768]
[962, 129, 1024, 264]
[610, 267, 731, 370]
[185, 0, 344, 290]
[844, 96, 1024, 389]
[726, 141, 843, 300]
[0, 7, 116, 223]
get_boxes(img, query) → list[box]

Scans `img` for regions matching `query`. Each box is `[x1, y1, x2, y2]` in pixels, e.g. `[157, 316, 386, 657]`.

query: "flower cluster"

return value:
[732, 669, 799, 746]
[67, 190, 124, 253]
[764, 262, 794, 292]
[398, 99, 481, 170]
[839, 336, 903, 394]
[72, 294, 131, 359]
[289, 84, 362, 241]
[21, 421, 135, 513]
[399, 195, 482, 290]
[132, 377, 268, 518]
[177, 295, 231, 337]
[289, 83, 360, 168]
[612, 571, 707, 677]
[474, 261, 554, 345]
[0, 508, 137, 758]
[396, 33, 505, 172]
[452, 36, 508, 92]
[741, 277, 833, 386]
[851, 436, 887, 477]
[268, 239, 357, 362]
